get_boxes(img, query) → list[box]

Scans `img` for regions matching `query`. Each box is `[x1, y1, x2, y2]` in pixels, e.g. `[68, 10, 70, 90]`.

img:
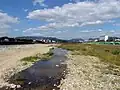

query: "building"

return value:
[99, 35, 109, 42]
[99, 35, 120, 42]
[115, 38, 120, 41]
[88, 38, 99, 42]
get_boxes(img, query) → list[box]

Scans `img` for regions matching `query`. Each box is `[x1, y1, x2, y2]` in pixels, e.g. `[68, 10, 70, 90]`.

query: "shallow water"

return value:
[1, 48, 68, 90]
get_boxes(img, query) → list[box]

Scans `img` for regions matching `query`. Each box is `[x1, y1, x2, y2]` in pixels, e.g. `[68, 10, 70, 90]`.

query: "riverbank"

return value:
[0, 44, 53, 88]
[59, 54, 120, 90]
[58, 44, 120, 90]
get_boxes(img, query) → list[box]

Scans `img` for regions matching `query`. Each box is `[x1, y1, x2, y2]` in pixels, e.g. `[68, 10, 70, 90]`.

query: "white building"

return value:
[99, 35, 109, 42]
[115, 38, 120, 41]
[105, 35, 109, 42]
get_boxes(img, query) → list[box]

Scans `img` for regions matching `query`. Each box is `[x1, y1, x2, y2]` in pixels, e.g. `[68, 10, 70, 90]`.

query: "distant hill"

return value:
[0, 36, 34, 45]
[68, 38, 84, 43]
[16, 36, 68, 43]
[0, 36, 84, 45]
[16, 36, 85, 43]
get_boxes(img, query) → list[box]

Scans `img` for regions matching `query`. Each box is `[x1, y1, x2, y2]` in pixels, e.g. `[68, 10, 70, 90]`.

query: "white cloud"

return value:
[27, 0, 120, 30]
[70, 0, 98, 3]
[98, 29, 102, 32]
[14, 29, 19, 31]
[80, 30, 91, 33]
[0, 12, 18, 24]
[27, 33, 43, 36]
[23, 28, 120, 39]
[24, 9, 28, 12]
[0, 12, 19, 36]
[55, 31, 62, 34]
[110, 30, 115, 32]
[80, 20, 103, 26]
[23, 22, 79, 33]
[78, 29, 120, 38]
[113, 23, 120, 26]
[0, 10, 3, 12]
[33, 0, 47, 7]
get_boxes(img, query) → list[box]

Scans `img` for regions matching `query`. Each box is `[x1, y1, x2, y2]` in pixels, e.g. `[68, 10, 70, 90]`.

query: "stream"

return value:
[1, 48, 68, 90]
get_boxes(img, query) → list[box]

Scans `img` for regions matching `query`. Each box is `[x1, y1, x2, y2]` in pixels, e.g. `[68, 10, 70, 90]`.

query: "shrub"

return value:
[105, 49, 110, 52]
[112, 50, 120, 55]
[82, 48, 87, 51]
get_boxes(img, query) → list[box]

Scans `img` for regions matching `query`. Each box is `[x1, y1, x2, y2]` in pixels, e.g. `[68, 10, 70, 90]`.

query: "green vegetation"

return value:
[112, 50, 120, 55]
[21, 56, 39, 63]
[88, 42, 120, 45]
[21, 48, 54, 65]
[58, 44, 120, 66]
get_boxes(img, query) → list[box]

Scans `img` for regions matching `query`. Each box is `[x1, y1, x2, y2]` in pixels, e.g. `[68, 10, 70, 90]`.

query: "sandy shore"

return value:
[59, 54, 120, 90]
[0, 44, 52, 87]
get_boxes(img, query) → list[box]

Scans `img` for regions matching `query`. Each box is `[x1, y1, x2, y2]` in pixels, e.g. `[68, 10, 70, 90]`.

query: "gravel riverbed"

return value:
[59, 54, 120, 90]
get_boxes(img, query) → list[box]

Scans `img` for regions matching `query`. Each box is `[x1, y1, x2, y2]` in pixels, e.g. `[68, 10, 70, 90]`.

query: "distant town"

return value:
[0, 35, 120, 45]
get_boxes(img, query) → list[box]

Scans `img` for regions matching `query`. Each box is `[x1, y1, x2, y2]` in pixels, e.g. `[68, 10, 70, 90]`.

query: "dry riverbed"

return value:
[59, 54, 120, 90]
[0, 44, 52, 88]
[1, 44, 120, 90]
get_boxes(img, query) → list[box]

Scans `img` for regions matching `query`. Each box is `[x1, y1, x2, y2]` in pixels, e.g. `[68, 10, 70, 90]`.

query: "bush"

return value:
[82, 48, 87, 51]
[112, 50, 120, 55]
[105, 49, 110, 52]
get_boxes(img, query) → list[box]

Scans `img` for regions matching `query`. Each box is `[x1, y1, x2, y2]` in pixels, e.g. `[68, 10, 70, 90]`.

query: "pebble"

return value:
[28, 82, 31, 85]
[10, 84, 16, 89]
[59, 55, 120, 90]
[16, 85, 21, 88]
[54, 84, 57, 86]
[56, 65, 59, 67]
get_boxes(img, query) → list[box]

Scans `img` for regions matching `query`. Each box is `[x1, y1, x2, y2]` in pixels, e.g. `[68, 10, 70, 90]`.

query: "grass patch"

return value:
[21, 48, 54, 65]
[21, 56, 39, 63]
[58, 44, 120, 66]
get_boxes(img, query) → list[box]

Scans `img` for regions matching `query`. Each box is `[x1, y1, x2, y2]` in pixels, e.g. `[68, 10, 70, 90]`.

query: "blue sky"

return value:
[0, 0, 120, 39]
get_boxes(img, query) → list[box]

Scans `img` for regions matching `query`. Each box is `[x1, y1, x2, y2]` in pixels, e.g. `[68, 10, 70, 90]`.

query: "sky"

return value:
[0, 0, 120, 39]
